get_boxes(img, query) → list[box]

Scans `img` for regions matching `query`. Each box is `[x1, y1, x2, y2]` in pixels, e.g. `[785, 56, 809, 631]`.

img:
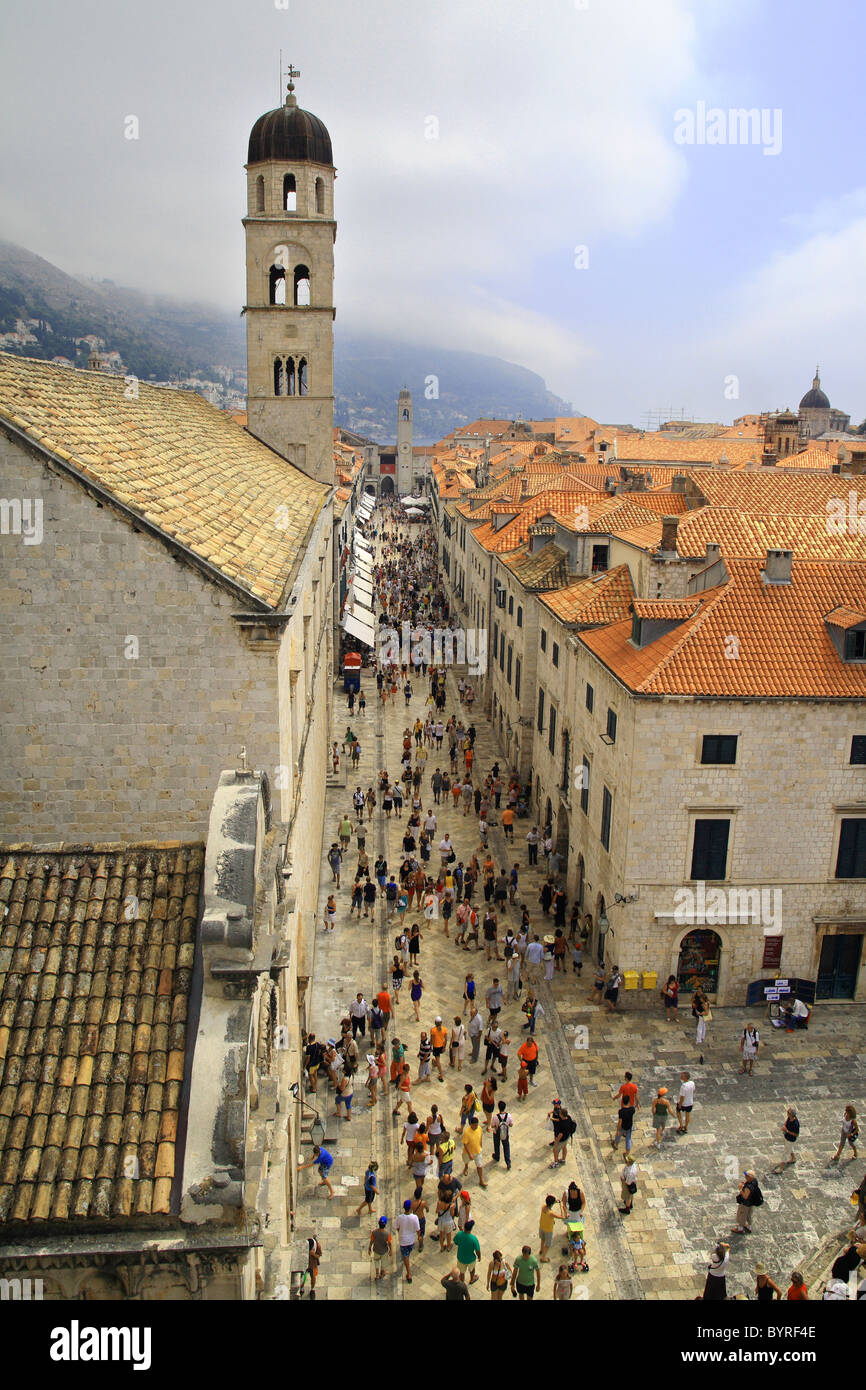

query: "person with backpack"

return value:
[549, 1102, 577, 1167]
[831, 1105, 860, 1162]
[369, 1216, 393, 1281]
[731, 1170, 763, 1233]
[492, 1100, 513, 1169]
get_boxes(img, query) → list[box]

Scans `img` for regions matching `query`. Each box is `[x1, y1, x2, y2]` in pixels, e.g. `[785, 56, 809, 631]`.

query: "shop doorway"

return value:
[816, 933, 862, 999]
[677, 929, 722, 996]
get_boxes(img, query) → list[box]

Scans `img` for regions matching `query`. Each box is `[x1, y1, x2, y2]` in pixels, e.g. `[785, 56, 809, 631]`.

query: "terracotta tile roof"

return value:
[499, 542, 569, 590]
[0, 842, 203, 1224]
[605, 436, 760, 467]
[539, 564, 635, 625]
[581, 558, 866, 698]
[776, 447, 836, 471]
[673, 509, 866, 563]
[472, 491, 601, 553]
[632, 598, 702, 620]
[689, 473, 865, 513]
[824, 605, 866, 630]
[0, 354, 328, 609]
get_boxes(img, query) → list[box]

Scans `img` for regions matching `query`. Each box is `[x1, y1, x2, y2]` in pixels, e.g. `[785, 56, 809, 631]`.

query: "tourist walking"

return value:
[831, 1105, 860, 1162]
[651, 1088, 676, 1149]
[620, 1157, 638, 1214]
[774, 1107, 800, 1170]
[731, 1170, 763, 1234]
[702, 1242, 730, 1300]
[739, 1024, 760, 1075]
[662, 974, 678, 1021]
[396, 1199, 421, 1284]
[368, 1217, 392, 1280]
[486, 1251, 512, 1300]
[511, 1246, 541, 1300]
[676, 1072, 695, 1133]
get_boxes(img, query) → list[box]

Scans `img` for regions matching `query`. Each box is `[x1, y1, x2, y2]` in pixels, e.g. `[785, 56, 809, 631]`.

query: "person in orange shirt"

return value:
[430, 1016, 448, 1082]
[786, 1271, 808, 1299]
[376, 986, 393, 1035]
[517, 1037, 539, 1087]
[501, 806, 515, 841]
[464, 747, 474, 773]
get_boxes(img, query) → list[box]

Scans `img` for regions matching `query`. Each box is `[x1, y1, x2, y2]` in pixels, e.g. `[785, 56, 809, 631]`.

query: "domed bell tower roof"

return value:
[248, 69, 333, 166]
[799, 366, 830, 411]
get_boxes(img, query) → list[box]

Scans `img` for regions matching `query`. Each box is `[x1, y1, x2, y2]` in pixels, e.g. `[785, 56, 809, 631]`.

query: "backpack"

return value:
[386, 882, 398, 901]
[561, 1115, 577, 1140]
[750, 1182, 764, 1207]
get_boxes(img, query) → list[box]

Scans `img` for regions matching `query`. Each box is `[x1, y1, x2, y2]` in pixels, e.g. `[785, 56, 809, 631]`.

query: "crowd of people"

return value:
[296, 495, 866, 1301]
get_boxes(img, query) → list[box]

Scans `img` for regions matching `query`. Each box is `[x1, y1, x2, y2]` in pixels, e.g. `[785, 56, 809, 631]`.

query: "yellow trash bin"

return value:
[623, 970, 640, 991]
[641, 970, 658, 990]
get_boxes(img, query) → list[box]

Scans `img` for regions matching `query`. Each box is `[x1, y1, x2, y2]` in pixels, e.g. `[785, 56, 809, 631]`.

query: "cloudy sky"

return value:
[1, 0, 862, 424]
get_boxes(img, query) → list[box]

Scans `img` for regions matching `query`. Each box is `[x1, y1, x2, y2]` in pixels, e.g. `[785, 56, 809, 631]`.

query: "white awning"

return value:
[349, 599, 376, 626]
[342, 611, 376, 646]
[352, 557, 373, 578]
[352, 579, 375, 602]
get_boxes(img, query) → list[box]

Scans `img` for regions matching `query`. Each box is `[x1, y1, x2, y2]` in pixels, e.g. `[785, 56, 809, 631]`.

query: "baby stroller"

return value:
[561, 1218, 589, 1273]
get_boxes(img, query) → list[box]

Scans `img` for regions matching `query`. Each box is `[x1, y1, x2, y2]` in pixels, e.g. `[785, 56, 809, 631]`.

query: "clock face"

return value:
[400, 442, 409, 453]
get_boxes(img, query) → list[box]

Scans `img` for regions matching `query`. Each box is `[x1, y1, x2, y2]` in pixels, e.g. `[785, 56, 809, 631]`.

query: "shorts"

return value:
[432, 1046, 445, 1057]
[679, 1105, 693, 1113]
[364, 1187, 377, 1204]
[316, 1164, 331, 1180]
[465, 1152, 483, 1169]
[539, 1229, 553, 1247]
[400, 1244, 415, 1259]
[418, 1061, 431, 1079]
[438, 1211, 455, 1232]
[439, 1160, 453, 1176]
[517, 1283, 535, 1298]
[458, 1260, 475, 1274]
[338, 1094, 353, 1111]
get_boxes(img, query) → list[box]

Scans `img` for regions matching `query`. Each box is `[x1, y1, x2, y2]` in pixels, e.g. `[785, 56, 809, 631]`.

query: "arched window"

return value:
[255, 175, 265, 212]
[294, 265, 311, 306]
[269, 266, 286, 305]
[283, 173, 296, 212]
[315, 177, 325, 214]
[273, 358, 283, 396]
[298, 357, 308, 395]
[286, 357, 296, 396]
[402, 408, 409, 421]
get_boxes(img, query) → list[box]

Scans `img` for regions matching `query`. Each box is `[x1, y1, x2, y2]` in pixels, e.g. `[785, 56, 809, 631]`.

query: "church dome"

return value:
[248, 84, 333, 166]
[799, 368, 830, 411]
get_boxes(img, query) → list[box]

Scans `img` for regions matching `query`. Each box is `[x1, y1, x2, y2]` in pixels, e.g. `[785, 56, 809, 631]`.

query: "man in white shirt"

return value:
[349, 993, 370, 1039]
[676, 1071, 695, 1133]
[439, 834, 453, 867]
[396, 1200, 421, 1283]
[424, 810, 437, 836]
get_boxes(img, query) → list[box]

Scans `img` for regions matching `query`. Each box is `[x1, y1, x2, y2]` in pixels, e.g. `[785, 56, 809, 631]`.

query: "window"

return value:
[580, 757, 590, 814]
[591, 543, 608, 573]
[255, 174, 265, 212]
[298, 358, 308, 395]
[493, 623, 499, 659]
[585, 683, 594, 713]
[690, 819, 730, 880]
[508, 596, 514, 616]
[283, 173, 296, 212]
[507, 644, 513, 685]
[514, 657, 521, 700]
[701, 734, 738, 765]
[540, 629, 548, 653]
[286, 356, 296, 396]
[600, 786, 612, 851]
[606, 708, 617, 743]
[537, 688, 545, 734]
[548, 704, 557, 755]
[836, 819, 866, 877]
[561, 730, 571, 790]
[269, 265, 287, 305]
[845, 630, 866, 661]
[499, 635, 505, 672]
[273, 358, 284, 396]
[315, 177, 325, 214]
[517, 606, 523, 628]
[294, 265, 311, 306]
[552, 641, 560, 668]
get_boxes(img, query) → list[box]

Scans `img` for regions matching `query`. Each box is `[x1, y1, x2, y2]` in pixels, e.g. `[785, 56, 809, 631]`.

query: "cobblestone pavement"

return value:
[293, 537, 866, 1303]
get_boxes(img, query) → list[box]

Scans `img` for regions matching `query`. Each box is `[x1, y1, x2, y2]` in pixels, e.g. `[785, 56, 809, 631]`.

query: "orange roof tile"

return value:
[539, 565, 635, 625]
[581, 559, 866, 698]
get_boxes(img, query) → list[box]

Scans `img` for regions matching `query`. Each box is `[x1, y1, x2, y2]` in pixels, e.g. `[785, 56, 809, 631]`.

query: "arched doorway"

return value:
[381, 475, 395, 497]
[556, 806, 569, 861]
[595, 892, 607, 967]
[364, 482, 377, 497]
[677, 929, 722, 997]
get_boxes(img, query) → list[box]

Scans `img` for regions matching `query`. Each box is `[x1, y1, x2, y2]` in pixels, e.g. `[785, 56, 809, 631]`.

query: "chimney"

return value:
[705, 543, 721, 565]
[660, 515, 679, 555]
[670, 474, 688, 494]
[605, 477, 617, 494]
[762, 548, 793, 585]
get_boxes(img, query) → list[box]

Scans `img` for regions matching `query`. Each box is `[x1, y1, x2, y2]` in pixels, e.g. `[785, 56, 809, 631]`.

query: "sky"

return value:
[1, 0, 863, 426]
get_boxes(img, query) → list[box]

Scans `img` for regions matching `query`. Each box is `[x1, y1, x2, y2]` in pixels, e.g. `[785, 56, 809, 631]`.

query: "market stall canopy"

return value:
[342, 611, 376, 646]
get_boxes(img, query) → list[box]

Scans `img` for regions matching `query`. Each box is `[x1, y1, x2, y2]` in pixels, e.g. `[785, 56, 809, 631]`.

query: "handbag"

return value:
[627, 1181, 638, 1195]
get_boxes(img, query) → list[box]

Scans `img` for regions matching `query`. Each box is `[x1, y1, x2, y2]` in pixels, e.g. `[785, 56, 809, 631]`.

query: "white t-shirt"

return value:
[679, 1080, 696, 1107]
[396, 1212, 421, 1247]
[527, 942, 544, 964]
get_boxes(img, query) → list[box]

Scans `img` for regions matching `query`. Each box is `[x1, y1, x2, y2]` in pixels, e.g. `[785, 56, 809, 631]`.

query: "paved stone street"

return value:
[292, 532, 866, 1303]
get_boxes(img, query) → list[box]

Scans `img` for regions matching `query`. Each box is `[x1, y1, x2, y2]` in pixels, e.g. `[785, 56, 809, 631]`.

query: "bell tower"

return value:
[397, 387, 413, 495]
[243, 67, 336, 485]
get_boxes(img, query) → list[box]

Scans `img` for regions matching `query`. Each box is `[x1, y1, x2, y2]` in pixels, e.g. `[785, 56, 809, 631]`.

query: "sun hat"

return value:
[753, 1263, 768, 1275]
[658, 1087, 668, 1095]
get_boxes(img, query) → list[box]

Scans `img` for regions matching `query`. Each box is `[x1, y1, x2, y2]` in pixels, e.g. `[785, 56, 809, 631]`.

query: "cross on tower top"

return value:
[285, 62, 301, 94]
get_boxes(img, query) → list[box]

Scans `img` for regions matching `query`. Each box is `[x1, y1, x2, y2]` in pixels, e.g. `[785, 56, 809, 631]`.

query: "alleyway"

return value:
[291, 510, 865, 1302]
